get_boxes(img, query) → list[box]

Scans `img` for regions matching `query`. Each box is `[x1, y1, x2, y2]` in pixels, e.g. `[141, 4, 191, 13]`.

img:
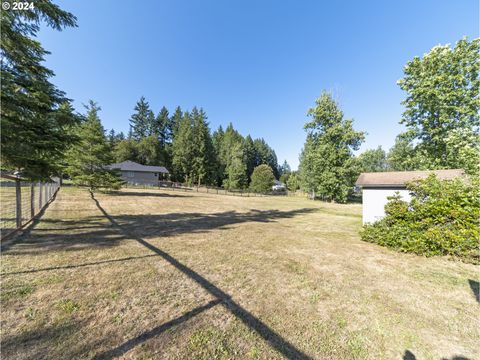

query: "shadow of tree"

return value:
[3, 203, 316, 254]
[468, 279, 479, 303]
[0, 320, 82, 359]
[404, 349, 471, 360]
[106, 191, 192, 198]
[89, 191, 313, 359]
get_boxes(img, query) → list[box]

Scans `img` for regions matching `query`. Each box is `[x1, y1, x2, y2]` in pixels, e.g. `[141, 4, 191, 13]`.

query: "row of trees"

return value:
[0, 1, 285, 190]
[298, 37, 480, 203]
[107, 97, 283, 189]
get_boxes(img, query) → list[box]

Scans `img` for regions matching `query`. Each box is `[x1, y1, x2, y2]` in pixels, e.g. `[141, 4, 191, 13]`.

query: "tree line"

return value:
[2, 1, 478, 200]
[0, 1, 285, 190]
[105, 96, 283, 188]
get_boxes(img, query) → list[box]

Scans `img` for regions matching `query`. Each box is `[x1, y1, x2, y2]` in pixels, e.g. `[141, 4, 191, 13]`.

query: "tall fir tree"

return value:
[244, 135, 257, 182]
[1, 1, 79, 180]
[170, 106, 183, 140]
[191, 107, 215, 186]
[154, 106, 169, 148]
[172, 111, 194, 183]
[212, 125, 226, 186]
[253, 138, 279, 178]
[66, 101, 122, 190]
[129, 96, 155, 140]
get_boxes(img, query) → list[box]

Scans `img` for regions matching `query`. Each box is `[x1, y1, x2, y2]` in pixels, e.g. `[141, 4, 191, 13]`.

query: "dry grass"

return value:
[1, 187, 478, 359]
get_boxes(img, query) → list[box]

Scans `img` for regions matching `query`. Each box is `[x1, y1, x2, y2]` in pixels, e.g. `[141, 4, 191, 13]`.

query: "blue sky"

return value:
[39, 0, 479, 169]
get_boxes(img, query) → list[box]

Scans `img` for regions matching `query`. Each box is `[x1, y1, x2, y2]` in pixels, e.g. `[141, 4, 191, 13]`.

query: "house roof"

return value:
[109, 160, 169, 174]
[355, 169, 464, 188]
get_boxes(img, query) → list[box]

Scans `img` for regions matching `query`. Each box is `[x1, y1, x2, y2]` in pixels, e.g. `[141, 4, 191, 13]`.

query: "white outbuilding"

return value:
[355, 169, 464, 224]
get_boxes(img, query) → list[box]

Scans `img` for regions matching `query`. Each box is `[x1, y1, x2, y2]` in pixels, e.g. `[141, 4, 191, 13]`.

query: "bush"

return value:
[250, 164, 275, 193]
[361, 174, 480, 263]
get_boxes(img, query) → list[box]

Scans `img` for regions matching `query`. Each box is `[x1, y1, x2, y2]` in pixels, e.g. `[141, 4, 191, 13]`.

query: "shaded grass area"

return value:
[1, 187, 478, 359]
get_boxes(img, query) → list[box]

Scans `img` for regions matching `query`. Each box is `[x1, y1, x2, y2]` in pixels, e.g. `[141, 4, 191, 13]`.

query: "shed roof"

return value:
[109, 160, 169, 174]
[355, 169, 464, 188]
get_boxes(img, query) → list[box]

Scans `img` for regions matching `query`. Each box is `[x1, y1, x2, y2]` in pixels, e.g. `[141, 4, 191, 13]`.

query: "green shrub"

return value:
[250, 164, 275, 193]
[361, 174, 480, 263]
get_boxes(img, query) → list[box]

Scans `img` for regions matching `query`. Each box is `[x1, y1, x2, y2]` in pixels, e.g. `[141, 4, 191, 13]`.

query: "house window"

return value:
[127, 172, 134, 178]
[154, 173, 158, 177]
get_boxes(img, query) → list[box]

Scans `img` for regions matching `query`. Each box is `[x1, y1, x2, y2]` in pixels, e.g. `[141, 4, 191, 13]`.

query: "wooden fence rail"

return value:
[0, 174, 60, 240]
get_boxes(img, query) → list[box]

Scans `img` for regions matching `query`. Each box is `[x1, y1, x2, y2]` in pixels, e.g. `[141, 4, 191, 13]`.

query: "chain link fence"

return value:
[1, 174, 60, 239]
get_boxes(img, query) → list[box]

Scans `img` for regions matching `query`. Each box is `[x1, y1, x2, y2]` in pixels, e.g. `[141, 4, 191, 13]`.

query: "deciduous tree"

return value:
[299, 91, 365, 202]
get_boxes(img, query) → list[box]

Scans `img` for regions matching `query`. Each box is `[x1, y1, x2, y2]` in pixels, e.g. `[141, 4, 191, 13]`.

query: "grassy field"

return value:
[1, 187, 478, 359]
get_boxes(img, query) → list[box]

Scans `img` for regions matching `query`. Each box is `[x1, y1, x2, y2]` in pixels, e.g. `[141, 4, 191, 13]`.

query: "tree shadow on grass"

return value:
[0, 320, 82, 359]
[468, 279, 479, 303]
[94, 299, 223, 359]
[106, 191, 192, 198]
[404, 350, 471, 360]
[2, 202, 316, 255]
[90, 191, 313, 359]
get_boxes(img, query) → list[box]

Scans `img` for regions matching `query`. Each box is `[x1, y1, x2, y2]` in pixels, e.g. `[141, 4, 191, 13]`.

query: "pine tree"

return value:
[170, 106, 183, 140]
[244, 135, 256, 182]
[172, 111, 194, 183]
[129, 96, 155, 140]
[154, 106, 169, 148]
[253, 138, 279, 178]
[224, 141, 247, 189]
[212, 126, 226, 186]
[114, 139, 138, 163]
[1, 1, 79, 180]
[191, 107, 215, 186]
[66, 101, 122, 190]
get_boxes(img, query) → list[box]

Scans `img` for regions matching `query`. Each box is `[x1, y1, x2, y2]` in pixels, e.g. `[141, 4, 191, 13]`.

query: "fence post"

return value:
[15, 180, 22, 228]
[30, 183, 35, 218]
[39, 182, 43, 209]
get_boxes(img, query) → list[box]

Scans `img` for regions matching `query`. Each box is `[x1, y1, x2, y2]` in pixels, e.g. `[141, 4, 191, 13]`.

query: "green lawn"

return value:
[1, 187, 478, 359]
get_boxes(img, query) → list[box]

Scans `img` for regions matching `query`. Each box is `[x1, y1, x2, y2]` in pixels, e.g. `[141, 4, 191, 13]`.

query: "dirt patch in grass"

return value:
[1, 187, 478, 359]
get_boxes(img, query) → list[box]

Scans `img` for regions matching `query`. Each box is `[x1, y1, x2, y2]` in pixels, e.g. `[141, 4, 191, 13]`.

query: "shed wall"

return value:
[362, 188, 411, 224]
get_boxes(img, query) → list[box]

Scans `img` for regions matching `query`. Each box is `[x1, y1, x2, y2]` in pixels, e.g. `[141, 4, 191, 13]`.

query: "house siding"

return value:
[120, 171, 159, 185]
[362, 188, 411, 224]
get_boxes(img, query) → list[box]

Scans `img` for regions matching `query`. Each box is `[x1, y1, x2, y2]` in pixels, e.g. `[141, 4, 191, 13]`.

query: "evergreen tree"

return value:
[191, 107, 215, 185]
[224, 141, 248, 189]
[212, 125, 226, 186]
[66, 101, 122, 190]
[129, 96, 155, 140]
[170, 106, 183, 140]
[154, 106, 169, 148]
[137, 135, 165, 166]
[253, 138, 279, 178]
[244, 135, 256, 182]
[222, 124, 248, 189]
[108, 129, 116, 145]
[114, 139, 138, 163]
[279, 160, 291, 176]
[299, 91, 365, 202]
[1, 1, 79, 180]
[172, 111, 194, 183]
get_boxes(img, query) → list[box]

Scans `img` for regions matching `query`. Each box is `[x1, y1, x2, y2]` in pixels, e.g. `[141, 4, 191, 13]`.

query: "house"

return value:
[272, 179, 286, 191]
[109, 160, 169, 186]
[355, 169, 464, 224]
